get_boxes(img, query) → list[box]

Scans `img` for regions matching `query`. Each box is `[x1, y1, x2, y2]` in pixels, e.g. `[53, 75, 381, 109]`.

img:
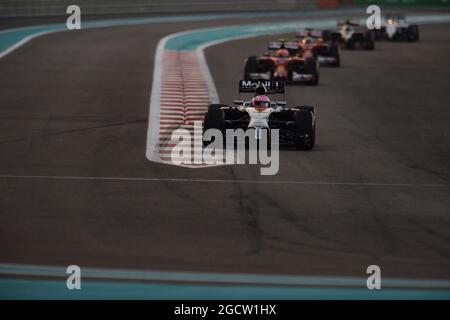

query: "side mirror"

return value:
[276, 101, 286, 107]
[233, 100, 244, 106]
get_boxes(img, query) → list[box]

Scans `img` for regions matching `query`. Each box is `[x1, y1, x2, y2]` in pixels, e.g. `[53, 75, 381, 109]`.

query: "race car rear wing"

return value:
[385, 13, 406, 21]
[268, 41, 298, 51]
[239, 80, 285, 94]
[337, 20, 361, 27]
[296, 29, 322, 38]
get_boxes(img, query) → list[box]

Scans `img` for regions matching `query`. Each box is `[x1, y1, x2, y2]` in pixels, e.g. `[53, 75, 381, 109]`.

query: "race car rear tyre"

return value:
[328, 44, 340, 67]
[244, 56, 259, 80]
[203, 104, 225, 146]
[364, 31, 375, 50]
[374, 27, 386, 41]
[365, 41, 375, 50]
[294, 107, 316, 150]
[321, 30, 330, 42]
[407, 25, 419, 42]
[344, 39, 354, 50]
[305, 58, 319, 85]
[204, 104, 225, 130]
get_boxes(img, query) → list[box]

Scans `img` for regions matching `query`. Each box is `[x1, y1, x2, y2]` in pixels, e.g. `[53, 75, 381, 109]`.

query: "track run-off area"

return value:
[0, 9, 450, 299]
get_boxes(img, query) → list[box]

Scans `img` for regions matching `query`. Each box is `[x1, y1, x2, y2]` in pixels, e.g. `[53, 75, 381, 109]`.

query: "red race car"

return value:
[243, 40, 319, 85]
[296, 29, 340, 67]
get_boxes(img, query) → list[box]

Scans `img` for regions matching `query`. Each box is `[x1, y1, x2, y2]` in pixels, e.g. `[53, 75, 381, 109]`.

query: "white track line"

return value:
[0, 174, 447, 188]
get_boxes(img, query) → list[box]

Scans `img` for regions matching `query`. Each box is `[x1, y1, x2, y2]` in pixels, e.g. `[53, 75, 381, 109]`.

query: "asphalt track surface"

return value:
[0, 16, 449, 283]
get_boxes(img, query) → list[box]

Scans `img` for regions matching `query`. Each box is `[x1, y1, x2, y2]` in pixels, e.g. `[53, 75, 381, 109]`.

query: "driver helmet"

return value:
[301, 37, 314, 48]
[276, 48, 290, 58]
[252, 95, 271, 109]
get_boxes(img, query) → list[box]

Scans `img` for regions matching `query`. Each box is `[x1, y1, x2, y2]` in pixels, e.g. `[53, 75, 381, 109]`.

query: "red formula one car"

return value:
[243, 40, 319, 85]
[296, 29, 340, 67]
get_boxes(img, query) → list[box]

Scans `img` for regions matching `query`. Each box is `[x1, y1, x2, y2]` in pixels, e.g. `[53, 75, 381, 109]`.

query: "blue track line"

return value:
[1, 278, 450, 300]
[1, 264, 449, 299]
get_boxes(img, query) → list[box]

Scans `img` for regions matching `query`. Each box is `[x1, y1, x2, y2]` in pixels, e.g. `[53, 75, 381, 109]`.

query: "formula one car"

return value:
[323, 20, 375, 50]
[203, 80, 316, 150]
[243, 41, 319, 85]
[296, 29, 340, 67]
[374, 14, 419, 42]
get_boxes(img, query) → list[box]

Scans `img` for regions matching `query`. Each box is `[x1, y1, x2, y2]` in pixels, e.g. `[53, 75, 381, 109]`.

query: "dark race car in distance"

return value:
[374, 14, 419, 42]
[323, 19, 375, 50]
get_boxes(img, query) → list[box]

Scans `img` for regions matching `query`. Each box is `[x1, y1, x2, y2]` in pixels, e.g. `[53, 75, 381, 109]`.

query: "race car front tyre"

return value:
[294, 107, 316, 150]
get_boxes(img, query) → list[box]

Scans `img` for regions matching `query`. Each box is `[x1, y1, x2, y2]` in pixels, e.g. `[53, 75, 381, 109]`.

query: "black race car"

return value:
[323, 20, 375, 50]
[203, 80, 316, 150]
